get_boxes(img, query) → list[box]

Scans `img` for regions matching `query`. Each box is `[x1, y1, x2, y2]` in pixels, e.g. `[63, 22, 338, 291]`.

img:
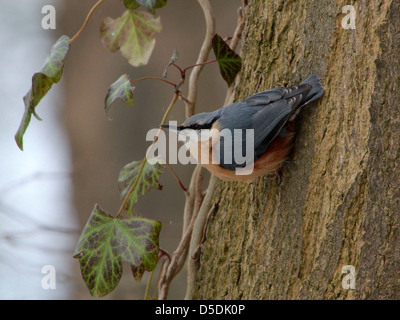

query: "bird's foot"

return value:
[264, 168, 283, 185]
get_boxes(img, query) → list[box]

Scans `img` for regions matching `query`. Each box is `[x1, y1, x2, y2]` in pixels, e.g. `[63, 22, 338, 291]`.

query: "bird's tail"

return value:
[300, 74, 324, 105]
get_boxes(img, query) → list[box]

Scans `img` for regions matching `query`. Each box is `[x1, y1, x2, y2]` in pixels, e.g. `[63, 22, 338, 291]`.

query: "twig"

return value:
[172, 63, 184, 74]
[230, 8, 245, 52]
[158, 170, 207, 300]
[178, 93, 191, 104]
[153, 253, 169, 299]
[157, 166, 203, 299]
[70, 0, 105, 45]
[184, 175, 219, 300]
[223, 7, 246, 107]
[183, 165, 203, 232]
[174, 167, 205, 273]
[130, 77, 177, 88]
[184, 0, 216, 119]
[182, 60, 217, 74]
[191, 201, 218, 262]
[166, 162, 187, 192]
[143, 270, 154, 300]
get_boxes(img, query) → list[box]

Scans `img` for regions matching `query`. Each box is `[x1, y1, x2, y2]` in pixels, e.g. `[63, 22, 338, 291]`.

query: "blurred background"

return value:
[0, 0, 238, 299]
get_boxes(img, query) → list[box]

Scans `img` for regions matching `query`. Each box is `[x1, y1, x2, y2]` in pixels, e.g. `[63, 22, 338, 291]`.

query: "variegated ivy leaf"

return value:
[73, 204, 161, 297]
[122, 0, 140, 10]
[105, 74, 135, 117]
[15, 35, 70, 150]
[118, 158, 165, 215]
[100, 10, 162, 67]
[212, 33, 242, 87]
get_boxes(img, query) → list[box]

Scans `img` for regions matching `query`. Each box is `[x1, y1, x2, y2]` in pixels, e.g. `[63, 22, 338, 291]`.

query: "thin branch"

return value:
[230, 8, 245, 52]
[166, 162, 187, 192]
[174, 166, 204, 273]
[143, 270, 155, 300]
[223, 7, 246, 107]
[153, 253, 169, 299]
[70, 0, 105, 45]
[158, 173, 208, 300]
[157, 166, 203, 299]
[185, 175, 219, 300]
[171, 63, 184, 74]
[130, 77, 177, 88]
[182, 59, 217, 74]
[183, 165, 202, 233]
[178, 93, 191, 104]
[185, 0, 216, 119]
[193, 166, 205, 216]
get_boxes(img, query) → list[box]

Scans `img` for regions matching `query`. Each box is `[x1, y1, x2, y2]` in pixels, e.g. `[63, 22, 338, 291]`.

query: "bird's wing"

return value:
[243, 88, 286, 106]
[244, 84, 311, 107]
[251, 95, 304, 158]
[217, 84, 312, 169]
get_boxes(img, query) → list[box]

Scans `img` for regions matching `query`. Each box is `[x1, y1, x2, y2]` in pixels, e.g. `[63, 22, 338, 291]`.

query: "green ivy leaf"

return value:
[15, 35, 70, 150]
[212, 33, 242, 87]
[73, 204, 161, 297]
[100, 10, 162, 67]
[105, 74, 135, 117]
[118, 158, 165, 215]
[122, 0, 140, 10]
[154, 0, 168, 9]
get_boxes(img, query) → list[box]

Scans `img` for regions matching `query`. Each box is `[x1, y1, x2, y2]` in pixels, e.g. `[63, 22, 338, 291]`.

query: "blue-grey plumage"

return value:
[162, 75, 324, 181]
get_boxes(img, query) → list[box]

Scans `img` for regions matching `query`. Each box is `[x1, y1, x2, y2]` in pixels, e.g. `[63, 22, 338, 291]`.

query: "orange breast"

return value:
[202, 125, 295, 181]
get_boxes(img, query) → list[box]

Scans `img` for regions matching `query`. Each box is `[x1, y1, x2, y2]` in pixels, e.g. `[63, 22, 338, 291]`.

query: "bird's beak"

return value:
[161, 124, 180, 134]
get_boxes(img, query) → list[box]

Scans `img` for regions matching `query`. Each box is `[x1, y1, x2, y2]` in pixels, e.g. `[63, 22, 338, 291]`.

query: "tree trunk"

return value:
[193, 0, 400, 300]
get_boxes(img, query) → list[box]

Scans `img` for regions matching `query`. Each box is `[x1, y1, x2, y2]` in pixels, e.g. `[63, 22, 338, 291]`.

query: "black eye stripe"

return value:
[179, 123, 213, 130]
[189, 123, 212, 130]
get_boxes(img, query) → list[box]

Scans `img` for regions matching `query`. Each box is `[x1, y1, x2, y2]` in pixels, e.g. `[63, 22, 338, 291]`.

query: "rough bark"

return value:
[193, 0, 400, 300]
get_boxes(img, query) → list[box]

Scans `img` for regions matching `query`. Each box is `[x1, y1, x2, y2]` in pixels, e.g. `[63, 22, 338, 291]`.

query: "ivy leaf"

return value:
[154, 0, 168, 9]
[73, 204, 161, 297]
[122, 0, 140, 10]
[162, 49, 179, 78]
[105, 74, 135, 118]
[118, 158, 165, 215]
[134, 0, 167, 14]
[131, 265, 145, 282]
[15, 35, 70, 150]
[212, 33, 242, 87]
[100, 10, 162, 67]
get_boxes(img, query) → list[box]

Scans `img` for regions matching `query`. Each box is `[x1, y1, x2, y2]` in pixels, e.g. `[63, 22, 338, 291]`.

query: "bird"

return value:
[162, 74, 324, 181]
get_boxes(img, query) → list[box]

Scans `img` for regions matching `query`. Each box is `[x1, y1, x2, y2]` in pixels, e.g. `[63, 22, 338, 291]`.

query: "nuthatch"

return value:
[162, 75, 324, 181]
